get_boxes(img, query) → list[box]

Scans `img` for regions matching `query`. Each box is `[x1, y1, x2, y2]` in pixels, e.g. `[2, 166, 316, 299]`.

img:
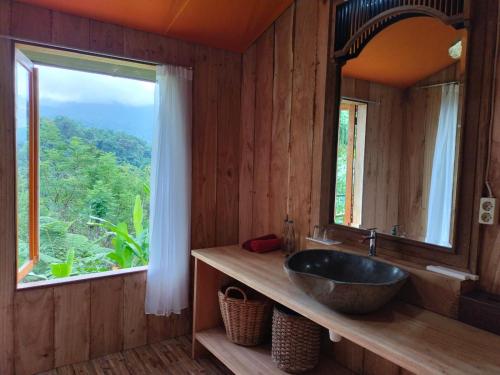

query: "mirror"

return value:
[333, 17, 467, 248]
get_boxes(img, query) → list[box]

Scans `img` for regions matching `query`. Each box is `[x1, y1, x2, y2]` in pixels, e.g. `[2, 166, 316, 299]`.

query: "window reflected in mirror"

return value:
[333, 17, 467, 248]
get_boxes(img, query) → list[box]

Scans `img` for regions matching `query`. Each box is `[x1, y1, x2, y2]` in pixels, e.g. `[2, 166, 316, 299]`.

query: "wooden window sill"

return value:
[17, 265, 148, 290]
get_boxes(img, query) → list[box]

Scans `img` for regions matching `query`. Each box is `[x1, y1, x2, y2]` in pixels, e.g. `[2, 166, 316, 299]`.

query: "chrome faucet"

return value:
[361, 228, 377, 256]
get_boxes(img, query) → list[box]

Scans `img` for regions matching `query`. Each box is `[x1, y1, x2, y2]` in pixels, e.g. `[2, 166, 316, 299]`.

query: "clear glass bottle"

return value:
[283, 218, 296, 256]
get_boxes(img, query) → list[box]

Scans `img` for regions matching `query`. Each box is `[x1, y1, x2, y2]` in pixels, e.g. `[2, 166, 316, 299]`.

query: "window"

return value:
[15, 44, 155, 284]
[334, 99, 366, 227]
[15, 50, 39, 282]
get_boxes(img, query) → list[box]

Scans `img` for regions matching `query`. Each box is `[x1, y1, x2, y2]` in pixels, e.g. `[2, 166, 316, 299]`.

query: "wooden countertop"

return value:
[192, 245, 500, 375]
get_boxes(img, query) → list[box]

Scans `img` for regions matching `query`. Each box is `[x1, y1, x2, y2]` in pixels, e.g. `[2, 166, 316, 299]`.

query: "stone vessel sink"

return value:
[284, 249, 409, 314]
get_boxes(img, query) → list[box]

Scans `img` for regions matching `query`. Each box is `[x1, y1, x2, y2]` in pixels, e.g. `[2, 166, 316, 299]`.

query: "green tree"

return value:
[22, 116, 151, 282]
[335, 110, 350, 224]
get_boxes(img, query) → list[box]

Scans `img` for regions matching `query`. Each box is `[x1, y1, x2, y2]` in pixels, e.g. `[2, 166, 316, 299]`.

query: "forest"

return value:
[334, 109, 349, 224]
[17, 116, 151, 282]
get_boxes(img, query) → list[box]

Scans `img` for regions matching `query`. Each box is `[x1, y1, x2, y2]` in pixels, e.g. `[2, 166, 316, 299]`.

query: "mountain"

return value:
[42, 116, 151, 168]
[40, 99, 154, 143]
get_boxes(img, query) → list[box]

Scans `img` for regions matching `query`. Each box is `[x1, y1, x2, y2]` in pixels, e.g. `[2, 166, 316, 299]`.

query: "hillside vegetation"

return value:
[17, 116, 151, 281]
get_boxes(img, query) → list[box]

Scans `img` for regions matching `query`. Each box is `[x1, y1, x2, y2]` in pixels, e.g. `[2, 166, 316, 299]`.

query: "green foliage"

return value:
[90, 195, 149, 268]
[50, 248, 75, 278]
[133, 195, 144, 236]
[51, 116, 151, 168]
[335, 110, 350, 224]
[19, 116, 151, 283]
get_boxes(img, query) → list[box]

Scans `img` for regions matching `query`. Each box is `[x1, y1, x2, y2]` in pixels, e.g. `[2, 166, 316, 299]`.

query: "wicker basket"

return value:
[271, 305, 321, 373]
[218, 286, 273, 346]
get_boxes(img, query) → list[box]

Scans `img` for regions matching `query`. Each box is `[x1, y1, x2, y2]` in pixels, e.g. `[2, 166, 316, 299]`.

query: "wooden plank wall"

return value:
[479, 0, 500, 295]
[0, 0, 241, 373]
[238, 0, 497, 373]
[239, 0, 330, 245]
[238, 1, 409, 373]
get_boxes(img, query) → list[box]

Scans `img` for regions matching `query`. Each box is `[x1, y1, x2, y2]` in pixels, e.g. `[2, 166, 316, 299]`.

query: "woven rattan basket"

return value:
[271, 304, 321, 373]
[218, 286, 273, 346]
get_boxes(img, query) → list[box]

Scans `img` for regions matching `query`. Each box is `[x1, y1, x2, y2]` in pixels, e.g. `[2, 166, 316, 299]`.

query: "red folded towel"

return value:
[242, 234, 281, 253]
[249, 238, 282, 253]
[242, 234, 276, 250]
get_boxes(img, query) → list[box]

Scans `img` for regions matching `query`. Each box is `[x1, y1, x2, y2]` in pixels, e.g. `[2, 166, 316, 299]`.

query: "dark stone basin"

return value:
[284, 249, 409, 314]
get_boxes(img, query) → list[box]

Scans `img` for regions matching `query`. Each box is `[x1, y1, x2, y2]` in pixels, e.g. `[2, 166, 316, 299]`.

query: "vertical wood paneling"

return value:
[54, 282, 90, 367]
[373, 84, 402, 232]
[191, 45, 219, 249]
[478, 0, 500, 292]
[288, 0, 319, 241]
[148, 33, 176, 63]
[177, 40, 195, 67]
[90, 277, 124, 358]
[123, 28, 151, 60]
[147, 309, 191, 344]
[0, 0, 11, 35]
[468, 0, 499, 275]
[334, 339, 406, 374]
[15, 288, 55, 375]
[269, 5, 294, 236]
[89, 20, 125, 56]
[310, 0, 331, 233]
[123, 272, 147, 349]
[236, 0, 461, 372]
[10, 2, 52, 42]
[147, 315, 171, 344]
[154, 33, 188, 65]
[363, 350, 401, 375]
[216, 51, 241, 245]
[52, 11, 90, 50]
[333, 339, 364, 374]
[1, 1, 242, 371]
[239, 44, 257, 243]
[0, 38, 15, 375]
[252, 26, 274, 237]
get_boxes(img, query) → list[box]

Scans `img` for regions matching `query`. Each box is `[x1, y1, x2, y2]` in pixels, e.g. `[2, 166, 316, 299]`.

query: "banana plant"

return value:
[89, 195, 148, 268]
[50, 248, 75, 278]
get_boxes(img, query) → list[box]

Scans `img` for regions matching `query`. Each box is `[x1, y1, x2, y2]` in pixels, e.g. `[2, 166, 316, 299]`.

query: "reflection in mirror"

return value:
[334, 17, 467, 248]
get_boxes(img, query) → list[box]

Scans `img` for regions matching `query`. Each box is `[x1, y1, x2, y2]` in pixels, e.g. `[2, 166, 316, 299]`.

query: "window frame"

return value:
[14, 43, 156, 284]
[15, 49, 40, 282]
[338, 102, 356, 226]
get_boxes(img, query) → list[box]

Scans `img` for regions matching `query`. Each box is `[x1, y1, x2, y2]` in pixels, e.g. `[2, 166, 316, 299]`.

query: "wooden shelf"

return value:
[196, 327, 353, 375]
[192, 246, 500, 375]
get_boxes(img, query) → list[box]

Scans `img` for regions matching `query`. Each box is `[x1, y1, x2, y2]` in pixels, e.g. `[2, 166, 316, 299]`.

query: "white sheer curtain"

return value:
[145, 65, 192, 316]
[425, 84, 459, 247]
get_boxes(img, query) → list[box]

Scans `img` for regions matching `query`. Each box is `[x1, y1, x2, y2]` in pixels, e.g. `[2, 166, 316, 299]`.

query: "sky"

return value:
[36, 64, 155, 107]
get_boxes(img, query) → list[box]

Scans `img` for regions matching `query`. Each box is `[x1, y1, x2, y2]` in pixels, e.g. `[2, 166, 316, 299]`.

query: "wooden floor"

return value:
[37, 336, 231, 375]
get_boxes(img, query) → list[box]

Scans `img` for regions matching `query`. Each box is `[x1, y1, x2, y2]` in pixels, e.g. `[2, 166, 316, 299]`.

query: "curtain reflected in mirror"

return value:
[425, 84, 459, 247]
[334, 17, 466, 248]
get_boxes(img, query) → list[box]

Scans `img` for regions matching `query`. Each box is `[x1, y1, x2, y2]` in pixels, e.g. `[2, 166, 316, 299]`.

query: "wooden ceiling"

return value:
[16, 0, 293, 52]
[343, 17, 466, 88]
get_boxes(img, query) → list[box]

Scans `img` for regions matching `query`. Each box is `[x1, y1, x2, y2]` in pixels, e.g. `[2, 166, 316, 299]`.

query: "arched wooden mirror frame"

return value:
[334, 0, 468, 62]
[319, 0, 494, 272]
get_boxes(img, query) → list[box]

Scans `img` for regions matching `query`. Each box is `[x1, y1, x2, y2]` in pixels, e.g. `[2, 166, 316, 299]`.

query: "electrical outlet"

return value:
[479, 197, 497, 225]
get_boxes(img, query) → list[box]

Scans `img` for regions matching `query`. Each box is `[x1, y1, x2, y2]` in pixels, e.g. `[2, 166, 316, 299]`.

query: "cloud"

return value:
[36, 65, 155, 107]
